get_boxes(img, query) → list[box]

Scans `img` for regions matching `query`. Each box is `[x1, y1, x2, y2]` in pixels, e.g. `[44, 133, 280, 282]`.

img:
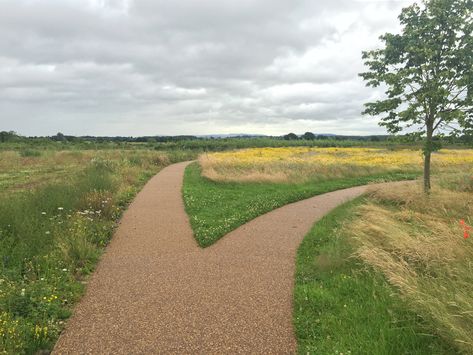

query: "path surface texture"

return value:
[54, 162, 408, 354]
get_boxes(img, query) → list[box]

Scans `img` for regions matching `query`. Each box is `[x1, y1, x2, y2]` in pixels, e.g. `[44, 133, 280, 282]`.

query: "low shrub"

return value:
[19, 149, 41, 157]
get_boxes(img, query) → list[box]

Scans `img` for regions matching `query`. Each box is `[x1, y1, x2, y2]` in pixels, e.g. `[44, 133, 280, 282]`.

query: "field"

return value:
[0, 135, 429, 153]
[0, 148, 195, 353]
[184, 146, 473, 353]
[0, 149, 193, 195]
[1, 143, 473, 354]
[199, 147, 473, 183]
[185, 147, 473, 247]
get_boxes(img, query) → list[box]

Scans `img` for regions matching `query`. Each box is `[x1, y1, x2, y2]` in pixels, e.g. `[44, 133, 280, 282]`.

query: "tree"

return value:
[360, 0, 473, 192]
[302, 132, 316, 140]
[0, 131, 18, 142]
[52, 132, 66, 142]
[283, 133, 298, 140]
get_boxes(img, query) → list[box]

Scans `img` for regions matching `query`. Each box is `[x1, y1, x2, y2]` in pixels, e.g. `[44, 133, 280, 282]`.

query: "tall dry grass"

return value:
[0, 149, 181, 194]
[349, 176, 473, 352]
[199, 147, 473, 183]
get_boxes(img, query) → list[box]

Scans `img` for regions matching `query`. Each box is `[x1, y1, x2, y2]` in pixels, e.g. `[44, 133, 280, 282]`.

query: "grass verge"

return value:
[183, 162, 418, 247]
[294, 198, 456, 355]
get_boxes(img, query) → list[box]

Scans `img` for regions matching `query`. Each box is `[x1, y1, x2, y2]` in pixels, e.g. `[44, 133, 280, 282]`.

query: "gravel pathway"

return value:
[53, 161, 409, 354]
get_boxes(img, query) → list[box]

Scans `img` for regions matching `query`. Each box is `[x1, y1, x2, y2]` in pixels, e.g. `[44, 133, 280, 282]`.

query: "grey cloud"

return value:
[0, 0, 414, 136]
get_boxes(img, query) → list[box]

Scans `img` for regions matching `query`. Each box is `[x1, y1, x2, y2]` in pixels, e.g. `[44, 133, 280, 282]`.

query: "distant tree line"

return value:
[1, 130, 471, 149]
[282, 132, 393, 142]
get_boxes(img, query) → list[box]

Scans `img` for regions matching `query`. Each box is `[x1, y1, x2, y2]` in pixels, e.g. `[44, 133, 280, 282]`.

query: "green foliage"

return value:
[360, 0, 473, 190]
[0, 131, 19, 143]
[302, 132, 316, 140]
[19, 149, 42, 157]
[283, 133, 299, 140]
[361, 0, 472, 135]
[294, 199, 455, 354]
[154, 137, 405, 151]
[2, 134, 471, 153]
[183, 163, 417, 247]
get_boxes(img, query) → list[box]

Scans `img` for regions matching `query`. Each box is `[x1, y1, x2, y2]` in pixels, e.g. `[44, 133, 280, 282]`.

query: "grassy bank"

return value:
[349, 174, 473, 353]
[294, 198, 456, 354]
[0, 149, 195, 354]
[295, 169, 473, 354]
[183, 163, 417, 247]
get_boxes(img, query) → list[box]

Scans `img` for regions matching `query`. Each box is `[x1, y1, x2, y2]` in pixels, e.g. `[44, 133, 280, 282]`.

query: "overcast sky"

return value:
[0, 0, 415, 137]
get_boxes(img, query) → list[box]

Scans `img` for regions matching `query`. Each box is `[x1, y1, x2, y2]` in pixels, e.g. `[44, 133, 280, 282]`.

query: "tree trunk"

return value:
[423, 149, 431, 193]
[423, 122, 434, 193]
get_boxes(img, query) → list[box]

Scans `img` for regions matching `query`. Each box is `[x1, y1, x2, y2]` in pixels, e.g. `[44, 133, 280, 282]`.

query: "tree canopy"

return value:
[360, 0, 473, 191]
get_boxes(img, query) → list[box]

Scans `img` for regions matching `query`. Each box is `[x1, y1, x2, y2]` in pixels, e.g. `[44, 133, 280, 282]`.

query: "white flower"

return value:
[45, 231, 50, 235]
[62, 268, 68, 272]
[41, 212, 46, 215]
[21, 289, 26, 296]
[58, 207, 64, 211]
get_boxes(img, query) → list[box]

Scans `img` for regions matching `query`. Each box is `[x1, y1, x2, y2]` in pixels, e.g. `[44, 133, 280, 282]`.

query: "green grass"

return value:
[183, 162, 418, 247]
[294, 198, 456, 355]
[0, 165, 120, 353]
[0, 149, 196, 195]
[18, 149, 42, 157]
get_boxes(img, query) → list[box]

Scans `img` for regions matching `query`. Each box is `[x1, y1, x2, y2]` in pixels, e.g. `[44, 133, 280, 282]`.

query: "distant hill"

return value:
[197, 134, 268, 139]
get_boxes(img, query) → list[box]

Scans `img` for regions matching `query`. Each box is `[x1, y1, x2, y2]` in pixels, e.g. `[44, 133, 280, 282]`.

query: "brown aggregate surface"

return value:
[53, 161, 411, 354]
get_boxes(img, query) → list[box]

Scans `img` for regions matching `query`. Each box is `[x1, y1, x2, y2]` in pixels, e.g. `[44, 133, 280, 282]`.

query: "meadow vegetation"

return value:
[4, 133, 469, 153]
[0, 149, 193, 195]
[295, 170, 473, 354]
[350, 174, 473, 352]
[153, 137, 424, 151]
[185, 147, 473, 247]
[2, 141, 472, 353]
[199, 147, 473, 183]
[0, 148, 195, 354]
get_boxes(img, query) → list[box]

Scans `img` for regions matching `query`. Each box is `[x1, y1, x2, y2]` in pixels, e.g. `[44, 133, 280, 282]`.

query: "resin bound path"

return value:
[53, 161, 409, 354]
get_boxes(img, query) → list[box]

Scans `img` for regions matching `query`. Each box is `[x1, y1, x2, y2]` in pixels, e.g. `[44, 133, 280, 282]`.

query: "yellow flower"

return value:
[200, 147, 473, 183]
